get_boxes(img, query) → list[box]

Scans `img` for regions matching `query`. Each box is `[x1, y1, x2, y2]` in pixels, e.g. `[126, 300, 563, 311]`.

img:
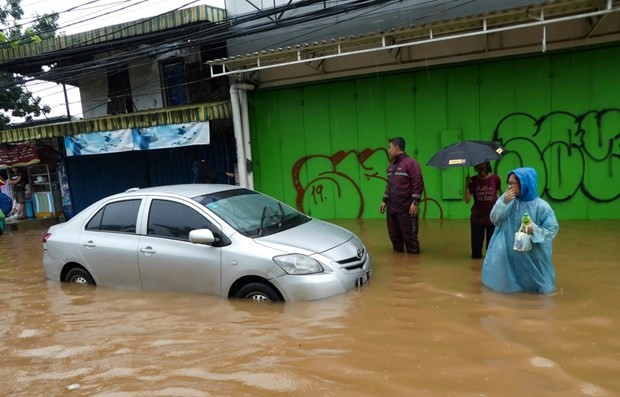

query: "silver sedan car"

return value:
[42, 184, 372, 302]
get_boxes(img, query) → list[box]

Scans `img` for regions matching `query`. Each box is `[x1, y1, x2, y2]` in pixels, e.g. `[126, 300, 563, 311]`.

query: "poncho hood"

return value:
[509, 167, 539, 202]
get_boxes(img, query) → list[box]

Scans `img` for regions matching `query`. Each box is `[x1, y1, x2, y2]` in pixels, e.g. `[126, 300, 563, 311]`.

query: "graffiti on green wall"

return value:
[292, 148, 386, 218]
[289, 108, 618, 219]
[493, 109, 619, 203]
[292, 148, 443, 219]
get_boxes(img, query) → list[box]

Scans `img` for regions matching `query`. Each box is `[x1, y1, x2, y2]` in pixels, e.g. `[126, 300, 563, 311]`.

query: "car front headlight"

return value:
[273, 254, 324, 275]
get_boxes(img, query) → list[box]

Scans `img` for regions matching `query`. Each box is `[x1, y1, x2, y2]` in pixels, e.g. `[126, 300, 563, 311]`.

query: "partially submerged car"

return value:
[42, 184, 372, 302]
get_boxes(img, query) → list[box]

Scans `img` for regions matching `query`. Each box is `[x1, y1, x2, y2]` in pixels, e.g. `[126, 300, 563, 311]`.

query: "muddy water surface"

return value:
[0, 220, 618, 397]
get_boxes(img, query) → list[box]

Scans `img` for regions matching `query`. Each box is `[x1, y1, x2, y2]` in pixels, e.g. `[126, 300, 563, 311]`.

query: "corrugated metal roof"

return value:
[208, 0, 617, 75]
[0, 101, 232, 144]
[0, 5, 226, 62]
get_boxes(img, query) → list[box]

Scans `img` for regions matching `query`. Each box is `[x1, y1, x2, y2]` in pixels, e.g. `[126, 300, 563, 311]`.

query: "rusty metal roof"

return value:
[207, 0, 619, 78]
[0, 5, 227, 76]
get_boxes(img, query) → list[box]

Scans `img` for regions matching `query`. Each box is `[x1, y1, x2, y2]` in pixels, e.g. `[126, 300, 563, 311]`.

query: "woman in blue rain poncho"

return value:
[481, 167, 559, 294]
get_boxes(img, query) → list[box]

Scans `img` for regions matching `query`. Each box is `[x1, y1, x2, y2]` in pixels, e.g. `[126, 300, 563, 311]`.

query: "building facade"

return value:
[210, 0, 620, 220]
[0, 5, 235, 216]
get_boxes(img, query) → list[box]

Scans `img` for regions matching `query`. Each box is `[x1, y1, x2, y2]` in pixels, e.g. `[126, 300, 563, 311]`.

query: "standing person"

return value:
[379, 137, 425, 254]
[464, 161, 502, 259]
[8, 167, 27, 219]
[192, 158, 217, 184]
[481, 167, 559, 294]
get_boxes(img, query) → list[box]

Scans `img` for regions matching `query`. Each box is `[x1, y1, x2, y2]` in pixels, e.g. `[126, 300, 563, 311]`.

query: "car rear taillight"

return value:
[42, 233, 51, 250]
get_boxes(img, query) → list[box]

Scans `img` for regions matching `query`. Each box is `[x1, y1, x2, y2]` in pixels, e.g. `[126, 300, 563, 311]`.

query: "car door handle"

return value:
[140, 246, 156, 254]
[82, 241, 96, 248]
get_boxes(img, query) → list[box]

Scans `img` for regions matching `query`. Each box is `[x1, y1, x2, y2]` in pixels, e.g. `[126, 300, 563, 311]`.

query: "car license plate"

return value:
[356, 269, 372, 287]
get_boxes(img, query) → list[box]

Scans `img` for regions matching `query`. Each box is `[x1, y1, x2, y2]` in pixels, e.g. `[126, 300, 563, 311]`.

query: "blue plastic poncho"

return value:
[481, 167, 559, 294]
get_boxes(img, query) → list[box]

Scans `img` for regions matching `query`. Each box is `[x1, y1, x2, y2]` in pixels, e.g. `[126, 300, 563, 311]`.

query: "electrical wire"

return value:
[31, 0, 475, 117]
[8, 0, 402, 84]
[4, 0, 479, 119]
[6, 0, 471, 90]
[0, 0, 200, 50]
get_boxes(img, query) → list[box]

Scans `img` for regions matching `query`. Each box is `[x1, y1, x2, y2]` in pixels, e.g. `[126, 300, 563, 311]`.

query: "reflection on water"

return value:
[0, 220, 618, 396]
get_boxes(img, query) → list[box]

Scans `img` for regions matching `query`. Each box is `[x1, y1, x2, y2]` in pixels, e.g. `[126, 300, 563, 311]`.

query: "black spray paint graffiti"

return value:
[291, 109, 618, 219]
[492, 109, 620, 203]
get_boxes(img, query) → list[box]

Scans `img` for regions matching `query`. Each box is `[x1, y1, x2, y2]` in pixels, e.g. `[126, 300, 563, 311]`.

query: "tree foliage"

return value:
[0, 0, 58, 130]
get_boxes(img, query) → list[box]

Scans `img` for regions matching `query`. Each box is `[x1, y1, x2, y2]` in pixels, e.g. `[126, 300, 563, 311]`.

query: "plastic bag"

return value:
[513, 223, 532, 252]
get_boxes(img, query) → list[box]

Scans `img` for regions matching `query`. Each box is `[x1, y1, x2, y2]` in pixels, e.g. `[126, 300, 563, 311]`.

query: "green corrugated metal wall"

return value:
[249, 45, 620, 220]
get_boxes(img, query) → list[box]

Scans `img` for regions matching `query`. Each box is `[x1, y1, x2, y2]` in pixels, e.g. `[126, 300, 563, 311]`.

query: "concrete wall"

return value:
[248, 45, 620, 220]
[78, 47, 202, 117]
[78, 74, 108, 119]
[129, 59, 163, 111]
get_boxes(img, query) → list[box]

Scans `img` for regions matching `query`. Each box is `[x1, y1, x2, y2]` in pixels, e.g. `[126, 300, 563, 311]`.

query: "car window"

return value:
[85, 208, 104, 231]
[147, 199, 219, 242]
[194, 188, 310, 237]
[85, 199, 141, 233]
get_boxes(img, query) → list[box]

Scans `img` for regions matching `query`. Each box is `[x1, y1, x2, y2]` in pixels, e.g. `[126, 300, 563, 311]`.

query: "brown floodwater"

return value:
[0, 219, 618, 397]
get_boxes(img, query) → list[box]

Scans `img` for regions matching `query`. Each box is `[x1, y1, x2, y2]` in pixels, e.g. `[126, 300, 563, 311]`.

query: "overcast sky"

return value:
[18, 0, 225, 121]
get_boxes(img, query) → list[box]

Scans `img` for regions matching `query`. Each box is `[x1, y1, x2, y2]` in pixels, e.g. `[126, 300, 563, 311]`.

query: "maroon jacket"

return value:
[382, 153, 424, 214]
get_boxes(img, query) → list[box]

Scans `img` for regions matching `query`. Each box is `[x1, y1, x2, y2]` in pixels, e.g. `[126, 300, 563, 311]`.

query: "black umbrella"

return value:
[426, 140, 505, 169]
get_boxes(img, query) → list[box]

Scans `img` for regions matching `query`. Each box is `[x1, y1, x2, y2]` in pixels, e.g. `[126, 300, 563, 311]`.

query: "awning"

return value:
[207, 0, 620, 79]
[0, 142, 40, 169]
[0, 101, 232, 144]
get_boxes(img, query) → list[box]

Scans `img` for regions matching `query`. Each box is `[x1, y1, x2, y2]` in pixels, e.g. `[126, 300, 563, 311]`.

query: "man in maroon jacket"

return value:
[379, 137, 425, 253]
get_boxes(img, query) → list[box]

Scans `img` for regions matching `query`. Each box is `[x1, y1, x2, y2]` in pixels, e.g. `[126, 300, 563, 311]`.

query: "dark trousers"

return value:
[387, 212, 420, 253]
[471, 221, 495, 259]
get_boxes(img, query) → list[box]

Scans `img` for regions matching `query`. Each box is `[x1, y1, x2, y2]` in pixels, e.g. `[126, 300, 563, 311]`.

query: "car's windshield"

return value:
[193, 188, 310, 237]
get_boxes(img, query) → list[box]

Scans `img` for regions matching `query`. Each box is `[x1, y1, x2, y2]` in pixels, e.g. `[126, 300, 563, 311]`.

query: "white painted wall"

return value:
[78, 74, 108, 119]
[129, 58, 163, 111]
[78, 46, 203, 117]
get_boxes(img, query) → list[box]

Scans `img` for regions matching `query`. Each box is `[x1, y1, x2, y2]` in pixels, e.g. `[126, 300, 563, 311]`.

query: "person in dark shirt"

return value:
[192, 159, 218, 184]
[464, 161, 502, 259]
[8, 167, 27, 219]
[379, 137, 425, 254]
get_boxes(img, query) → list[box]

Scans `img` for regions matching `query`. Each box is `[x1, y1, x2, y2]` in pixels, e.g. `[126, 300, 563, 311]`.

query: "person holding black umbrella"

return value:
[379, 137, 425, 254]
[464, 161, 502, 259]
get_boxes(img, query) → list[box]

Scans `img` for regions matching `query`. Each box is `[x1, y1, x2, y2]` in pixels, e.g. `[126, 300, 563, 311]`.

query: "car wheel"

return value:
[65, 268, 96, 285]
[237, 283, 281, 302]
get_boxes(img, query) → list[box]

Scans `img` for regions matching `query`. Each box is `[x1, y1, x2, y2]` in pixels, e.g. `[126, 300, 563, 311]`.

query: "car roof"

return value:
[116, 184, 243, 199]
[67, 184, 247, 224]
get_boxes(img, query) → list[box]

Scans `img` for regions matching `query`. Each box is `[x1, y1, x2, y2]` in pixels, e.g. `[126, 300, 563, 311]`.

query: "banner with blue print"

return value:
[132, 122, 210, 150]
[64, 122, 210, 156]
[64, 129, 133, 156]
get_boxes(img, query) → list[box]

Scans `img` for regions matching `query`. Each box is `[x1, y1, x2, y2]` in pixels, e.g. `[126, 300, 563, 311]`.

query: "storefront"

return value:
[0, 102, 235, 219]
[0, 143, 63, 219]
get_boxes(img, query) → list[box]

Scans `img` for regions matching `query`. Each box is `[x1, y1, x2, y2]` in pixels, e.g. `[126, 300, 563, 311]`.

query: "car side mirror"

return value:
[189, 229, 216, 245]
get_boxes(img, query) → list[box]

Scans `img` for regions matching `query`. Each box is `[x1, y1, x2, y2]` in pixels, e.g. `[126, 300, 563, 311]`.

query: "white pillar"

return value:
[229, 81, 257, 188]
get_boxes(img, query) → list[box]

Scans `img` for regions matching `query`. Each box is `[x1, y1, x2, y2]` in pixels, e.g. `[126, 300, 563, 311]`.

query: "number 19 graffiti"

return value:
[311, 184, 325, 204]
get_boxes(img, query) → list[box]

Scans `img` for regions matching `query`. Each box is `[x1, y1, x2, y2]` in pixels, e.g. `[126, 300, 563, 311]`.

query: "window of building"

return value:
[160, 58, 188, 106]
[107, 68, 134, 114]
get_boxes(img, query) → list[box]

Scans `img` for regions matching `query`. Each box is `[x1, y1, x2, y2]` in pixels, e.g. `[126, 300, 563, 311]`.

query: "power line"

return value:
[5, 0, 476, 120]
[1, 0, 198, 50]
[6, 0, 467, 89]
[14, 0, 466, 118]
